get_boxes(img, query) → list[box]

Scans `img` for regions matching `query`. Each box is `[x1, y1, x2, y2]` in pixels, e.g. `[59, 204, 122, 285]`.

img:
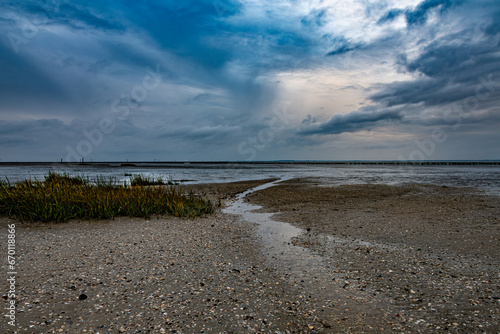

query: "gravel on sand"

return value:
[1, 178, 499, 333]
[247, 178, 500, 333]
[0, 179, 320, 334]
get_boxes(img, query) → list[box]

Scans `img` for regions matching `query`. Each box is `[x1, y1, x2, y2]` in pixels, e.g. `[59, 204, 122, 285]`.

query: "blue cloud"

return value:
[1, 0, 499, 160]
[377, 9, 404, 24]
[405, 0, 459, 26]
[0, 42, 70, 110]
[327, 44, 357, 56]
[378, 0, 464, 27]
[301, 9, 327, 28]
[326, 36, 363, 56]
[7, 1, 124, 31]
[484, 10, 500, 36]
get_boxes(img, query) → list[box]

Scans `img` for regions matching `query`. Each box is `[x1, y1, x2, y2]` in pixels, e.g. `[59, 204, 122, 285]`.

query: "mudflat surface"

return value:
[1, 178, 499, 333]
[0, 179, 321, 333]
[247, 178, 500, 333]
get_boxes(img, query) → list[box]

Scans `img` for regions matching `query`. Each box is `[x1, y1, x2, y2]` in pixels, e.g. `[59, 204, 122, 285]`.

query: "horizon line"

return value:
[1, 160, 500, 165]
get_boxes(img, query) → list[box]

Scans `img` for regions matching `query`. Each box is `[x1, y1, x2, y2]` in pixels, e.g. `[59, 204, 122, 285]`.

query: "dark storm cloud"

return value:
[301, 9, 327, 28]
[117, 1, 237, 69]
[302, 0, 500, 137]
[299, 107, 403, 136]
[405, 0, 461, 26]
[377, 0, 464, 26]
[484, 11, 500, 36]
[1, 0, 499, 160]
[0, 118, 68, 136]
[157, 124, 240, 145]
[326, 36, 364, 56]
[0, 119, 73, 158]
[377, 9, 404, 24]
[0, 42, 70, 108]
[0, 0, 270, 122]
[3, 0, 124, 31]
[53, 3, 124, 31]
[371, 24, 500, 109]
[403, 38, 499, 78]
[0, 0, 318, 111]
[326, 43, 359, 56]
[369, 78, 465, 107]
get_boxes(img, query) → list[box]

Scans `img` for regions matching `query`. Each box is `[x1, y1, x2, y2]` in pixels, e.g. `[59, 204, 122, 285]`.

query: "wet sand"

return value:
[247, 178, 500, 333]
[0, 179, 319, 334]
[1, 178, 499, 333]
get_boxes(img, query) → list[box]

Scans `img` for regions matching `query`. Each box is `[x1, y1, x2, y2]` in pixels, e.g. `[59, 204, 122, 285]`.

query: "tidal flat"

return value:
[1, 178, 498, 333]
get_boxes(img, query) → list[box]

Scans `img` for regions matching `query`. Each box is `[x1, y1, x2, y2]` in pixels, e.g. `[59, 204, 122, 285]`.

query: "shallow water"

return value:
[221, 178, 398, 326]
[1, 163, 499, 195]
[223, 178, 336, 280]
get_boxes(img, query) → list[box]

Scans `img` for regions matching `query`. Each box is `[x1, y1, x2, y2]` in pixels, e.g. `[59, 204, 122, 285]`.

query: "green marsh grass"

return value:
[0, 173, 214, 222]
[130, 174, 179, 186]
[130, 174, 165, 186]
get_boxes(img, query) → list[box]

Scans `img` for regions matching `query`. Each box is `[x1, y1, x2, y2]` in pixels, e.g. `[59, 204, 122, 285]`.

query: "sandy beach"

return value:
[1, 178, 499, 333]
[248, 178, 500, 333]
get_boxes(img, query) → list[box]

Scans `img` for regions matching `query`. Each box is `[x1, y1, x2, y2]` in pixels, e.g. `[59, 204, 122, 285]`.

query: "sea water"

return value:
[0, 163, 499, 195]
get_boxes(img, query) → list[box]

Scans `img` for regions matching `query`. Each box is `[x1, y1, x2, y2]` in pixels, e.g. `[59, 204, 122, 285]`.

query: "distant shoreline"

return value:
[1, 160, 500, 166]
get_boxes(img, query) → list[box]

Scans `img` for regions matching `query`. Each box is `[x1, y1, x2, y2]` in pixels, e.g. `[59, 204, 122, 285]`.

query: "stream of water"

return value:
[222, 178, 395, 327]
[223, 178, 326, 277]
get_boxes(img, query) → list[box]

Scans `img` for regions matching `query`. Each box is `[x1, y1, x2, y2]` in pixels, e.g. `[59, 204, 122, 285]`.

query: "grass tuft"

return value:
[0, 173, 214, 222]
[130, 174, 180, 186]
[44, 171, 85, 185]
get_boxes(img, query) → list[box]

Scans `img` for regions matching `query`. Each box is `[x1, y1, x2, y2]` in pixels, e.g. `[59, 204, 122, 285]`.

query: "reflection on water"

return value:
[222, 178, 395, 326]
[223, 178, 330, 278]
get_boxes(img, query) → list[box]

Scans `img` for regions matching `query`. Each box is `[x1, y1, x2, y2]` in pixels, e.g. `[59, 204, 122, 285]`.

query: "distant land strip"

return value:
[0, 161, 499, 167]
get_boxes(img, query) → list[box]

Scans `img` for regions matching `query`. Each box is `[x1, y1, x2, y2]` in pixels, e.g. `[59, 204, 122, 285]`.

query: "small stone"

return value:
[78, 294, 88, 301]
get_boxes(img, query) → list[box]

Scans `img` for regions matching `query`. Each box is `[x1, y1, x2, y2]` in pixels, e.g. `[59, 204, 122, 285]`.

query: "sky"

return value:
[0, 0, 499, 162]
